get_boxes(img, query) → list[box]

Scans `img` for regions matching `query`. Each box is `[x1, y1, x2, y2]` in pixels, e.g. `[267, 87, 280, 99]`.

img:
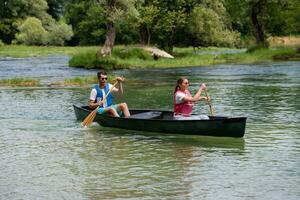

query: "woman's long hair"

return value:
[174, 77, 186, 94]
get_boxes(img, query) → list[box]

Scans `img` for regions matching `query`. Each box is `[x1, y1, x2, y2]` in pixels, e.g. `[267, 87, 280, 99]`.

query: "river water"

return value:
[0, 56, 299, 200]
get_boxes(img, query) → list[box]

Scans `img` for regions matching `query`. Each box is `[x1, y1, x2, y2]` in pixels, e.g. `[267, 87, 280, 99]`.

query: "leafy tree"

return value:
[47, 22, 73, 46]
[0, 0, 74, 44]
[187, 6, 240, 48]
[96, 0, 140, 56]
[47, 0, 66, 20]
[15, 17, 47, 45]
[65, 0, 106, 45]
[225, 0, 300, 47]
[136, 0, 188, 52]
[136, 2, 159, 45]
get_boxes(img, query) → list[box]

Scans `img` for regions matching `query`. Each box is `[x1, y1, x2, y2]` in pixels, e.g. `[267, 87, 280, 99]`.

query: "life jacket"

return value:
[94, 84, 113, 107]
[173, 90, 194, 116]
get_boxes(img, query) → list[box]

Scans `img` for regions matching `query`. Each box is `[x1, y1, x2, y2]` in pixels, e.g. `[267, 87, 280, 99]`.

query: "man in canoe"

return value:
[88, 71, 130, 117]
[173, 77, 210, 120]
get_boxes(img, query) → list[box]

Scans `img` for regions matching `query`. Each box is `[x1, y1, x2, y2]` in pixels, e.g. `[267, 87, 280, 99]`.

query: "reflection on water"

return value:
[0, 57, 299, 199]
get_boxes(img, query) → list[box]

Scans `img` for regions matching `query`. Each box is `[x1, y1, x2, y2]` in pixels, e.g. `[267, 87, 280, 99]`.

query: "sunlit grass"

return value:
[0, 45, 298, 69]
[0, 45, 99, 57]
[0, 78, 40, 87]
[52, 76, 98, 86]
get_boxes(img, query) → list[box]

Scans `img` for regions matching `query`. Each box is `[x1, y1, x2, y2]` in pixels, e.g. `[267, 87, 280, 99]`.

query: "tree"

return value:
[0, 0, 74, 44]
[225, 0, 300, 47]
[249, 0, 268, 47]
[136, 2, 159, 45]
[65, 0, 107, 45]
[96, 0, 140, 57]
[187, 6, 240, 48]
[47, 22, 73, 46]
[15, 17, 48, 45]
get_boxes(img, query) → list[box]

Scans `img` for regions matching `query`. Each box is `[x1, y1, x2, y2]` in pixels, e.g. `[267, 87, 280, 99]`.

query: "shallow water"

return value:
[0, 56, 299, 199]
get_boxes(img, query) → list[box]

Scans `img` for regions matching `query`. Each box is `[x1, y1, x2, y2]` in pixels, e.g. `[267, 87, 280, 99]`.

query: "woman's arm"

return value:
[183, 83, 207, 102]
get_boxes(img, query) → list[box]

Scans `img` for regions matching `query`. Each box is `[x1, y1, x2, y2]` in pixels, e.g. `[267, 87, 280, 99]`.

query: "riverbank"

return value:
[0, 45, 97, 57]
[1, 45, 298, 70]
[69, 46, 298, 69]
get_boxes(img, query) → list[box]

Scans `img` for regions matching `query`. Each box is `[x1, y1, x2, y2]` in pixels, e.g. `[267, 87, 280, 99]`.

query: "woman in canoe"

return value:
[174, 77, 210, 120]
[88, 71, 130, 117]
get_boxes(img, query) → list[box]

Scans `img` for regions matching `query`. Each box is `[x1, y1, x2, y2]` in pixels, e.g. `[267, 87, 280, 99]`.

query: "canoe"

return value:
[73, 105, 247, 137]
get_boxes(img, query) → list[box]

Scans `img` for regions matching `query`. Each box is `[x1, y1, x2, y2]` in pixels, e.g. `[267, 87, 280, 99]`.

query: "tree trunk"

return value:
[139, 25, 147, 45]
[250, 1, 268, 47]
[97, 0, 116, 57]
[97, 21, 116, 57]
[147, 26, 151, 46]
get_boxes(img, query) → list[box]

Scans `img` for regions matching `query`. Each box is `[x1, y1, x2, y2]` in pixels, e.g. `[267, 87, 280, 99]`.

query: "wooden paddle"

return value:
[204, 89, 215, 116]
[82, 81, 118, 127]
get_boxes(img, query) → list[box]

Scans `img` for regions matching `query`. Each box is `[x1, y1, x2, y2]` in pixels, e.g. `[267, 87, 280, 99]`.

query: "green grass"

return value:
[0, 45, 298, 69]
[0, 78, 40, 87]
[70, 46, 298, 69]
[52, 76, 98, 86]
[219, 47, 297, 63]
[0, 45, 99, 57]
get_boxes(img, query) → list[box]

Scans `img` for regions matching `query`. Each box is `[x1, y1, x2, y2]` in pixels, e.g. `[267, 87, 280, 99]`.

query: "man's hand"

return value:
[98, 99, 106, 106]
[116, 76, 124, 82]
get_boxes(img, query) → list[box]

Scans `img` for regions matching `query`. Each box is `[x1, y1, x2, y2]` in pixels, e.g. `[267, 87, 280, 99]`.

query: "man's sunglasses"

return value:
[100, 77, 108, 81]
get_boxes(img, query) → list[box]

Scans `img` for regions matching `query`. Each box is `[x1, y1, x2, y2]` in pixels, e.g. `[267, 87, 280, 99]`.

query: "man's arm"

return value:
[112, 77, 124, 95]
[88, 89, 100, 109]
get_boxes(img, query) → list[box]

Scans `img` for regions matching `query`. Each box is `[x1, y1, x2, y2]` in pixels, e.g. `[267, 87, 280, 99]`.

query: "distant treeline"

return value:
[1, 0, 299, 51]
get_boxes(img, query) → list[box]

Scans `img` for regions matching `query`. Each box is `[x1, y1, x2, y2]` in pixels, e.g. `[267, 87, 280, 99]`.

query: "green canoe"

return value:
[73, 105, 247, 137]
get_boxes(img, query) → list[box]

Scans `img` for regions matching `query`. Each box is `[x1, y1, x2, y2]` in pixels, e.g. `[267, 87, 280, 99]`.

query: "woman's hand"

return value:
[200, 96, 211, 101]
[200, 83, 206, 91]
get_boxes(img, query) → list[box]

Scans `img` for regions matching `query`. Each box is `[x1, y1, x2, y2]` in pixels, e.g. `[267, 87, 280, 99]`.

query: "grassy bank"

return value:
[69, 46, 298, 69]
[0, 78, 40, 87]
[0, 45, 98, 57]
[0, 44, 298, 70]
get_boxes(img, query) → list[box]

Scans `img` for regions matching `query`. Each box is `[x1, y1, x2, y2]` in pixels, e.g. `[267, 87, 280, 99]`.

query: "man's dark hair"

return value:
[97, 71, 107, 78]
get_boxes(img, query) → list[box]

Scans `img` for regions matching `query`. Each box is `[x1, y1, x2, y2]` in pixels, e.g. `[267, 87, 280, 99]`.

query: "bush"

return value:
[69, 50, 129, 70]
[188, 6, 241, 48]
[246, 45, 267, 53]
[47, 22, 73, 46]
[15, 17, 47, 45]
[0, 40, 4, 46]
[114, 47, 152, 60]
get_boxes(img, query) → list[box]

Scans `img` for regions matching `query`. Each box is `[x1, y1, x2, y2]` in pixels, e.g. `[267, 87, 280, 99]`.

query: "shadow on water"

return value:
[82, 124, 245, 150]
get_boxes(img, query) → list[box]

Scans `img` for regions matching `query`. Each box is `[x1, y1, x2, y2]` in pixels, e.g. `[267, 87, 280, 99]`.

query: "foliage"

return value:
[0, 78, 40, 87]
[64, 0, 106, 45]
[15, 17, 73, 45]
[224, 0, 300, 46]
[46, 0, 66, 20]
[53, 76, 98, 86]
[0, 0, 72, 44]
[15, 17, 48, 45]
[1, 0, 299, 48]
[113, 48, 152, 60]
[69, 50, 129, 70]
[68, 46, 297, 69]
[0, 45, 98, 57]
[47, 22, 73, 46]
[187, 6, 240, 47]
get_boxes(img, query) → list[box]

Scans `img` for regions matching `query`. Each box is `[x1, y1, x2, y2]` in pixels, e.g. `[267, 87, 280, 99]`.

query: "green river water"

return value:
[0, 56, 299, 199]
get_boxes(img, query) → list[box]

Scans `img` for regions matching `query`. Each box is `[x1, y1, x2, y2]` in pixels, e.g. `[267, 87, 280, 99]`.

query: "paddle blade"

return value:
[82, 110, 97, 127]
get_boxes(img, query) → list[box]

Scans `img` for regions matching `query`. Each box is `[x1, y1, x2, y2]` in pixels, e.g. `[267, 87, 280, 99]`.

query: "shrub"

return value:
[69, 51, 128, 70]
[15, 17, 47, 45]
[114, 48, 152, 60]
[46, 22, 73, 46]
